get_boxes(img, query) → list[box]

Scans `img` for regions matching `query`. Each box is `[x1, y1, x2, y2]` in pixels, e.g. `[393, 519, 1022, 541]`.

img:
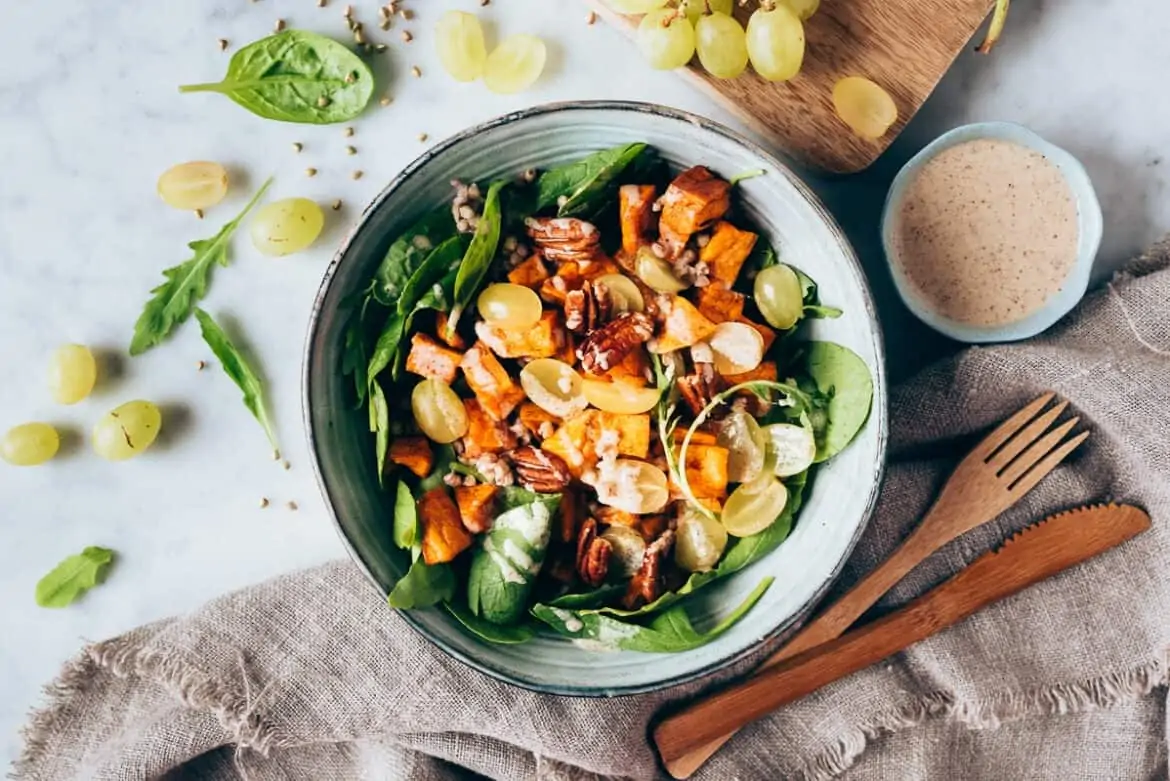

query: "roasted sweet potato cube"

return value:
[619, 184, 657, 256]
[542, 410, 651, 477]
[388, 436, 433, 478]
[507, 255, 550, 289]
[454, 484, 498, 534]
[541, 411, 595, 477]
[461, 342, 526, 421]
[659, 167, 732, 249]
[676, 444, 730, 498]
[461, 398, 517, 458]
[595, 411, 651, 460]
[671, 429, 719, 447]
[600, 346, 650, 387]
[696, 283, 746, 324]
[580, 256, 622, 281]
[558, 329, 577, 367]
[404, 333, 463, 383]
[419, 488, 473, 565]
[724, 360, 778, 385]
[435, 312, 467, 350]
[700, 221, 758, 287]
[595, 506, 640, 529]
[538, 262, 584, 305]
[650, 296, 718, 354]
[474, 310, 562, 359]
[518, 401, 560, 440]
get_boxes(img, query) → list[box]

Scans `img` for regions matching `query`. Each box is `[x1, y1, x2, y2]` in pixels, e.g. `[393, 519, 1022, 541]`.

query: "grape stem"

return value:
[976, 0, 1011, 54]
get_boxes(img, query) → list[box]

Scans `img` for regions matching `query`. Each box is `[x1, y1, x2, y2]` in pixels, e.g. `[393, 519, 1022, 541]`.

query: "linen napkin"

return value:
[13, 240, 1170, 781]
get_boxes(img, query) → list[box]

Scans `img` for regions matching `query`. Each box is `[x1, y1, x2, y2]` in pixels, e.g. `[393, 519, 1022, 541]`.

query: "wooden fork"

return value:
[659, 392, 1089, 779]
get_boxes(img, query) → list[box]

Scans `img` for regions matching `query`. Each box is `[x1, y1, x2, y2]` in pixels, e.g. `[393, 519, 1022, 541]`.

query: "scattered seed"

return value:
[287, 501, 299, 511]
[331, 199, 343, 211]
[194, 208, 204, 219]
[401, 30, 413, 42]
[354, 29, 366, 45]
[345, 145, 357, 155]
[480, 0, 491, 6]
[217, 38, 229, 51]
[378, 6, 390, 18]
[343, 126, 354, 137]
[344, 71, 356, 84]
[522, 167, 537, 183]
[318, 95, 331, 108]
[587, 10, 596, 24]
[281, 460, 291, 470]
[379, 18, 391, 30]
[352, 170, 364, 180]
[411, 65, 422, 78]
[317, 0, 327, 7]
[399, 8, 413, 19]
[196, 360, 206, 371]
[260, 497, 270, 508]
[306, 167, 318, 177]
[343, 4, 353, 17]
[373, 43, 388, 53]
[417, 132, 428, 142]
[380, 95, 393, 106]
[273, 449, 282, 461]
[274, 18, 285, 32]
[291, 141, 303, 153]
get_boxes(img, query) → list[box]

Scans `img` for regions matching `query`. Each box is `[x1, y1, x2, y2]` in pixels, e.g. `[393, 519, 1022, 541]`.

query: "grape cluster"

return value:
[630, 0, 810, 82]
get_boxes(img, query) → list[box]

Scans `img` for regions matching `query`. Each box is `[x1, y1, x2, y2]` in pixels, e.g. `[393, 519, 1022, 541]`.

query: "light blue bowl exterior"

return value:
[881, 122, 1103, 344]
[303, 101, 888, 696]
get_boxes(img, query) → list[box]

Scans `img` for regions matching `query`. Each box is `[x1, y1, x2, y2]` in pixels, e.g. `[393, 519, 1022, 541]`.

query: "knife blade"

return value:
[653, 503, 1151, 767]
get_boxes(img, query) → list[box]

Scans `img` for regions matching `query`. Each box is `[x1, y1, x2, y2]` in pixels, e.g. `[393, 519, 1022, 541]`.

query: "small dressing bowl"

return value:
[881, 122, 1103, 343]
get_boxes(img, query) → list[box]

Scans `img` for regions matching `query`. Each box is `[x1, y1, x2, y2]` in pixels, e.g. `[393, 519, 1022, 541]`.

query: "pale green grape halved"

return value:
[157, 161, 229, 211]
[718, 411, 766, 483]
[721, 474, 788, 537]
[478, 283, 543, 329]
[411, 379, 469, 444]
[833, 77, 898, 139]
[250, 198, 325, 257]
[764, 422, 816, 477]
[435, 11, 488, 82]
[483, 34, 547, 94]
[675, 509, 729, 572]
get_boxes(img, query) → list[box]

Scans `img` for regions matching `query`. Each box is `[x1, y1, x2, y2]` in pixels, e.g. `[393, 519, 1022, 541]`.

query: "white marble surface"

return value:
[1, 0, 1166, 768]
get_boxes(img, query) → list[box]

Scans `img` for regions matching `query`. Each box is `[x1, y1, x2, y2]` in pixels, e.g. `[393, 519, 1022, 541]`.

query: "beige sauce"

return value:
[892, 138, 1079, 328]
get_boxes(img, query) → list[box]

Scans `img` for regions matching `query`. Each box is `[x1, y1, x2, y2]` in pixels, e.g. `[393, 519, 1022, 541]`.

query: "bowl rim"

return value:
[302, 99, 888, 697]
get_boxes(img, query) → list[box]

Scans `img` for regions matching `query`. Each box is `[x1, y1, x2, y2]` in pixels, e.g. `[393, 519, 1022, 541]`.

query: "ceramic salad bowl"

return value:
[303, 101, 888, 696]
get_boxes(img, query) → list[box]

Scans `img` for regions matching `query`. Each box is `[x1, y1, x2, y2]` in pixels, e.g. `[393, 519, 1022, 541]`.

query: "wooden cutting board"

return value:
[586, 0, 996, 173]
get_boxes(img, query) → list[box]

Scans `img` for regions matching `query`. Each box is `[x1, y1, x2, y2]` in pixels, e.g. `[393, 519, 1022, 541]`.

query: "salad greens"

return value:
[179, 31, 374, 125]
[130, 178, 273, 355]
[35, 546, 116, 608]
[194, 309, 279, 456]
[342, 143, 876, 653]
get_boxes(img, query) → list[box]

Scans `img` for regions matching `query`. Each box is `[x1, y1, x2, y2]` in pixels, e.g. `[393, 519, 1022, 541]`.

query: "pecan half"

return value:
[576, 312, 655, 376]
[525, 217, 601, 264]
[508, 446, 572, 493]
[575, 517, 612, 587]
[622, 529, 675, 610]
[563, 280, 614, 334]
[677, 361, 724, 416]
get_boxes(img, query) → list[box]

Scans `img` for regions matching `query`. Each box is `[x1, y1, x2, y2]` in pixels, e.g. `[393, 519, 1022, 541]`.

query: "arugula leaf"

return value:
[130, 178, 272, 355]
[803, 304, 844, 319]
[445, 601, 538, 644]
[370, 379, 390, 482]
[792, 267, 844, 320]
[373, 208, 458, 307]
[387, 557, 455, 609]
[532, 577, 773, 653]
[194, 309, 279, 455]
[392, 481, 419, 550]
[448, 180, 507, 334]
[35, 546, 116, 608]
[801, 342, 874, 462]
[179, 30, 374, 124]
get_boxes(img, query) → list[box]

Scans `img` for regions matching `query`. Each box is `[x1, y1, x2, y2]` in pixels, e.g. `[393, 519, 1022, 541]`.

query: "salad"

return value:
[341, 143, 873, 651]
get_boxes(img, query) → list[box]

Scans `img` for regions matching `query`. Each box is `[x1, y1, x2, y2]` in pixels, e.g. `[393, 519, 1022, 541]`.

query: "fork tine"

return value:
[999, 417, 1081, 484]
[986, 400, 1070, 470]
[971, 393, 1057, 460]
[1008, 430, 1090, 495]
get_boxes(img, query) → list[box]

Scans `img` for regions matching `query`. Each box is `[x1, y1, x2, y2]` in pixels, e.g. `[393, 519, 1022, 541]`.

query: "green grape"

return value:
[717, 411, 766, 483]
[637, 9, 696, 70]
[695, 11, 749, 79]
[250, 198, 325, 257]
[675, 509, 728, 572]
[763, 422, 816, 477]
[1, 423, 59, 466]
[754, 263, 804, 329]
[780, 0, 820, 21]
[746, 4, 805, 82]
[601, 525, 646, 576]
[611, 0, 670, 12]
[411, 379, 469, 444]
[679, 0, 733, 24]
[48, 344, 97, 405]
[833, 77, 898, 139]
[484, 34, 548, 95]
[593, 274, 645, 314]
[157, 161, 229, 211]
[720, 474, 788, 537]
[435, 10, 487, 82]
[93, 400, 162, 461]
[478, 283, 543, 329]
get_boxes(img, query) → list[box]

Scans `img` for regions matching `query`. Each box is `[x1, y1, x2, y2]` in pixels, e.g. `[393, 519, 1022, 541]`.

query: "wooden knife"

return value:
[653, 503, 1151, 772]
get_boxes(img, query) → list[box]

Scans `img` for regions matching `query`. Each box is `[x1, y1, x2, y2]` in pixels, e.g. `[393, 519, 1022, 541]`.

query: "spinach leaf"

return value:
[392, 480, 419, 550]
[803, 304, 844, 319]
[546, 584, 626, 610]
[194, 309, 279, 456]
[792, 267, 844, 320]
[445, 601, 538, 644]
[420, 444, 457, 493]
[532, 577, 773, 653]
[387, 557, 455, 609]
[372, 208, 457, 307]
[340, 287, 379, 405]
[801, 342, 874, 462]
[365, 313, 406, 392]
[370, 379, 390, 483]
[397, 235, 466, 316]
[466, 496, 558, 625]
[448, 180, 507, 334]
[498, 486, 561, 512]
[529, 143, 647, 216]
[35, 546, 116, 608]
[130, 178, 272, 355]
[179, 30, 374, 124]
